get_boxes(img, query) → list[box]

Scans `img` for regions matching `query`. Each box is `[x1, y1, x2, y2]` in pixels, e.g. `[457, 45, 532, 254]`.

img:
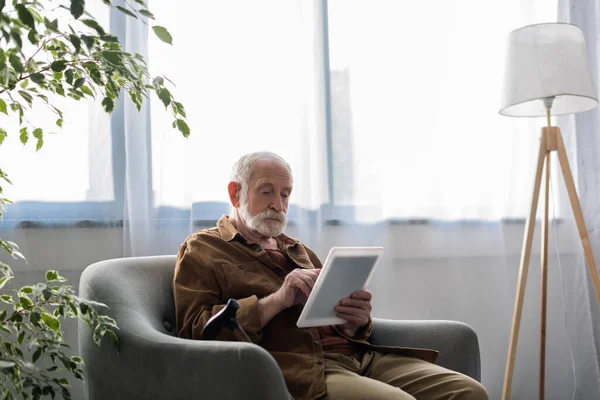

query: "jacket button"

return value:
[238, 265, 244, 270]
[316, 360, 323, 366]
[314, 340, 319, 345]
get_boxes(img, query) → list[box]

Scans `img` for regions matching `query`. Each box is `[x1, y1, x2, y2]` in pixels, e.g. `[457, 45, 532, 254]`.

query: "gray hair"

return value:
[231, 151, 293, 202]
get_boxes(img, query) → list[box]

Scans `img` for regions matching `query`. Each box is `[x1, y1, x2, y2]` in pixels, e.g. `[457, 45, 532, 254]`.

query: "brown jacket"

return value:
[173, 215, 438, 400]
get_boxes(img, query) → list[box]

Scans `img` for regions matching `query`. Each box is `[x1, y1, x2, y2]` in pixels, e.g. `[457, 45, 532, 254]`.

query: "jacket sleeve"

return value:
[173, 240, 263, 344]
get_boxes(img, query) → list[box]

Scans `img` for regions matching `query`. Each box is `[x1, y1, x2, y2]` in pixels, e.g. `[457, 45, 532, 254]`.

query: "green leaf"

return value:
[73, 77, 85, 89]
[42, 288, 52, 301]
[173, 101, 186, 117]
[45, 270, 58, 281]
[19, 127, 28, 145]
[93, 324, 107, 345]
[11, 30, 23, 48]
[17, 330, 25, 345]
[101, 97, 114, 113]
[0, 309, 5, 321]
[16, 4, 35, 30]
[27, 29, 39, 45]
[100, 34, 119, 43]
[18, 90, 33, 106]
[56, 118, 63, 128]
[30, 73, 45, 84]
[0, 49, 6, 70]
[0, 99, 6, 115]
[106, 329, 119, 348]
[41, 313, 60, 331]
[116, 6, 137, 18]
[80, 85, 94, 97]
[30, 311, 41, 325]
[20, 286, 33, 294]
[19, 295, 32, 308]
[20, 79, 29, 89]
[32, 347, 42, 363]
[0, 0, 5, 13]
[70, 0, 85, 19]
[69, 34, 81, 53]
[176, 119, 190, 138]
[138, 9, 155, 19]
[152, 26, 173, 45]
[101, 51, 122, 66]
[65, 69, 74, 85]
[133, 0, 147, 6]
[81, 34, 95, 49]
[82, 19, 105, 35]
[157, 88, 171, 107]
[71, 356, 82, 363]
[32, 128, 42, 140]
[56, 378, 69, 386]
[51, 60, 68, 72]
[9, 53, 24, 73]
[0, 294, 13, 303]
[0, 276, 7, 289]
[0, 128, 6, 145]
[44, 17, 59, 32]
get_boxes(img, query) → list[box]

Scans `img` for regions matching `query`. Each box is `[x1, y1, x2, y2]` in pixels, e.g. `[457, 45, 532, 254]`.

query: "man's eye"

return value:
[261, 191, 271, 196]
[282, 193, 289, 198]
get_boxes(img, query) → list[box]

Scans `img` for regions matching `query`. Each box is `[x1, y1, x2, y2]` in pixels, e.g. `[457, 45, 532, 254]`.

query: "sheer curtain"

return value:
[557, 1, 600, 398]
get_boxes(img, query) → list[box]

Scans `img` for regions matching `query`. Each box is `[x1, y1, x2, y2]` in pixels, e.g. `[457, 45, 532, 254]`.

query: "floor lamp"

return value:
[499, 23, 600, 400]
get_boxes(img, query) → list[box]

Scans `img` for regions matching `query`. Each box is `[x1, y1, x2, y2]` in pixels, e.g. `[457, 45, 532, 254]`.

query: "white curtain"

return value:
[557, 1, 600, 398]
[3, 0, 600, 399]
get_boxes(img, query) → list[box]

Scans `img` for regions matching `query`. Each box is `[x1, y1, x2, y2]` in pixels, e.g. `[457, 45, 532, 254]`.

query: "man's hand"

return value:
[275, 269, 321, 310]
[336, 290, 372, 337]
[258, 269, 320, 327]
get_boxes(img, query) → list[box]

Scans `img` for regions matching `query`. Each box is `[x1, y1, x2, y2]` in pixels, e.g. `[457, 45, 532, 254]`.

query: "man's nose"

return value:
[271, 195, 283, 212]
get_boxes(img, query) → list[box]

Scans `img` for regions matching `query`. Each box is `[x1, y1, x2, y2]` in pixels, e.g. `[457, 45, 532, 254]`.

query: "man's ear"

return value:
[228, 181, 241, 207]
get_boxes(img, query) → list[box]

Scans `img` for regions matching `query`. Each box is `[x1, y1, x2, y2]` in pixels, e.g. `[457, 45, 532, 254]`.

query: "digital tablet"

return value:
[296, 246, 384, 328]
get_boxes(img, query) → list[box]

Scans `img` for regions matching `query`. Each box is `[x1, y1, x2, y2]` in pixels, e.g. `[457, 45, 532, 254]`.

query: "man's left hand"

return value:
[335, 290, 372, 337]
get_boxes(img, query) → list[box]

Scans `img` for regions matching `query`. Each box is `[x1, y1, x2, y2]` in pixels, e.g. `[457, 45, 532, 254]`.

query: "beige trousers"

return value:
[321, 351, 488, 400]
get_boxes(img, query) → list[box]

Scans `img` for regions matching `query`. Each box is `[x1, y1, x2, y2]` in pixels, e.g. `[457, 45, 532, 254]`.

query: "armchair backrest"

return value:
[79, 255, 178, 337]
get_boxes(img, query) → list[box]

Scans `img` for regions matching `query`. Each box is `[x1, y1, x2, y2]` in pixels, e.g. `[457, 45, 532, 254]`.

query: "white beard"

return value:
[240, 202, 287, 238]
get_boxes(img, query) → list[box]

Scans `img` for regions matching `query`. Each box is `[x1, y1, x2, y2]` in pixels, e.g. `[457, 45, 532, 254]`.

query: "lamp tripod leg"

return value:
[540, 151, 551, 400]
[502, 131, 547, 400]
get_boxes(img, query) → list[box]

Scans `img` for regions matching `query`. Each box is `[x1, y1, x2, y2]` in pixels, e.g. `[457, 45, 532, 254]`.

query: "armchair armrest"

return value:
[370, 318, 481, 382]
[79, 304, 290, 400]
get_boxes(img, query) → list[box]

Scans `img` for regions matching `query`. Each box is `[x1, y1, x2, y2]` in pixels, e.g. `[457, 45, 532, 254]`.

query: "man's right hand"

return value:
[274, 268, 321, 310]
[257, 269, 320, 328]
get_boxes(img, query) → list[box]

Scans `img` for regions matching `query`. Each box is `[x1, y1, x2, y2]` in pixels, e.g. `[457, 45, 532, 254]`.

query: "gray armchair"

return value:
[78, 256, 481, 400]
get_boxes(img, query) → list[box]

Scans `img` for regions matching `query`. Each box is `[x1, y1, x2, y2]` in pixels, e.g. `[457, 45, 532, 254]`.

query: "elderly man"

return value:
[173, 152, 488, 400]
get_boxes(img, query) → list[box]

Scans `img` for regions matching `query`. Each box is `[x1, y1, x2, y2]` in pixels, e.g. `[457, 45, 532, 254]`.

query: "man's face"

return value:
[239, 161, 293, 237]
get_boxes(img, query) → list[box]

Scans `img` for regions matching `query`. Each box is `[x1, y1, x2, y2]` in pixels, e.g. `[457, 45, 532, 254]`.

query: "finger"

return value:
[350, 290, 372, 301]
[339, 298, 372, 312]
[289, 276, 313, 297]
[293, 269, 320, 282]
[335, 305, 368, 318]
[293, 271, 319, 289]
[336, 312, 366, 327]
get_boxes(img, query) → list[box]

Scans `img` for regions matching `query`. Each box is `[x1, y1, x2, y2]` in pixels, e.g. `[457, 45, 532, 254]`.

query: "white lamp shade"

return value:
[500, 23, 598, 117]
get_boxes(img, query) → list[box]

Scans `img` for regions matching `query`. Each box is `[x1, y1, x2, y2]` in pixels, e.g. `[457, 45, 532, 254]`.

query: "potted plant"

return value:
[0, 0, 189, 398]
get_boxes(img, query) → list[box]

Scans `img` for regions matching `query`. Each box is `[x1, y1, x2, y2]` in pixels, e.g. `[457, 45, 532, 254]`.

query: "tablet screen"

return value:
[306, 255, 378, 319]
